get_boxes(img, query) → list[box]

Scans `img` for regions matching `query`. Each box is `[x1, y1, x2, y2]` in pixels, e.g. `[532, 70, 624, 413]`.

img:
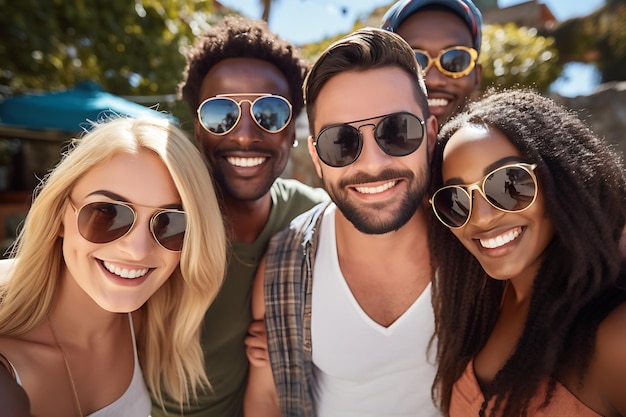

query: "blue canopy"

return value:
[0, 81, 177, 134]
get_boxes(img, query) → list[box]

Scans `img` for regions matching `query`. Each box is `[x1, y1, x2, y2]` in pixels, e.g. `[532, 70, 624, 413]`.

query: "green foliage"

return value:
[0, 0, 222, 97]
[592, 4, 626, 82]
[479, 23, 562, 92]
[300, 21, 364, 63]
[550, 2, 626, 83]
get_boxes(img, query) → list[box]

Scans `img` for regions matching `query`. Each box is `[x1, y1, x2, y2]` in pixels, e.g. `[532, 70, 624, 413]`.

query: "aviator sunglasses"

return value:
[413, 46, 478, 79]
[430, 163, 538, 229]
[197, 93, 292, 135]
[314, 112, 425, 168]
[68, 199, 187, 252]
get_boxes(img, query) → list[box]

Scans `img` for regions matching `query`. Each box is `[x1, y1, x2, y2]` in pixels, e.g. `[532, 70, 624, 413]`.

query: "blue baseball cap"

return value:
[381, 0, 483, 54]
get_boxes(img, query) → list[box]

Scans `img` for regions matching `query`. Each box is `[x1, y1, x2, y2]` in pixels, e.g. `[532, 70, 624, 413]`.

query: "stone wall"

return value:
[550, 81, 626, 159]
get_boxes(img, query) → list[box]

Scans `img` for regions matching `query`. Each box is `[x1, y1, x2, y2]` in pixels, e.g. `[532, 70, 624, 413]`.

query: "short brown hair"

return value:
[303, 27, 429, 135]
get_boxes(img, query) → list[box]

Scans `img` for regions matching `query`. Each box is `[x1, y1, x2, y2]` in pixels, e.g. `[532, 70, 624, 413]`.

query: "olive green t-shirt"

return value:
[152, 178, 328, 417]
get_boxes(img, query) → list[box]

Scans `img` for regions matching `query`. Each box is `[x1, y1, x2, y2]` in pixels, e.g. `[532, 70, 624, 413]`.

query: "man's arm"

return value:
[244, 256, 281, 417]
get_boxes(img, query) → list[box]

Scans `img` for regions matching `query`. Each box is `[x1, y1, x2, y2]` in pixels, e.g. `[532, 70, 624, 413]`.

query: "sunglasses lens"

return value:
[440, 49, 473, 73]
[414, 51, 430, 71]
[484, 166, 536, 211]
[433, 187, 472, 228]
[152, 211, 186, 251]
[252, 96, 292, 132]
[77, 202, 135, 244]
[316, 125, 361, 167]
[375, 113, 424, 156]
[198, 98, 240, 134]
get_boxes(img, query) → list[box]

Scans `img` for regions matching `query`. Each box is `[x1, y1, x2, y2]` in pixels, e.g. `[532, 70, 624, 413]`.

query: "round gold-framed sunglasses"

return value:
[68, 199, 186, 252]
[197, 93, 293, 135]
[430, 163, 538, 229]
[413, 46, 478, 79]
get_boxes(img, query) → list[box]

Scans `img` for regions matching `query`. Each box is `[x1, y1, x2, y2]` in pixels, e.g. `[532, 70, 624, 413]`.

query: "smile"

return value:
[428, 98, 450, 107]
[354, 180, 397, 194]
[103, 261, 150, 279]
[479, 227, 522, 249]
[226, 156, 266, 167]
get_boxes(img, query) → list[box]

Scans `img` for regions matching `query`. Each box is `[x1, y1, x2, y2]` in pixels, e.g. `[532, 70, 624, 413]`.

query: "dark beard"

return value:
[325, 167, 430, 235]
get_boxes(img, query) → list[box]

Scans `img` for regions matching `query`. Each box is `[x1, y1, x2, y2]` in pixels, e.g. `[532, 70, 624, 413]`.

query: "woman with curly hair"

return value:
[429, 89, 626, 417]
[0, 116, 226, 416]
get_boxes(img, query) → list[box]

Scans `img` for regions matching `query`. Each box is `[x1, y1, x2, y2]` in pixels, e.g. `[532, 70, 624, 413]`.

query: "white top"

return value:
[311, 205, 440, 417]
[5, 312, 151, 417]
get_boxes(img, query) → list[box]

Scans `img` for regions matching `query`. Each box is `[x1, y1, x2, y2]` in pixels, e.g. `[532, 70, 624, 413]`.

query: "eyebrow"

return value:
[85, 190, 182, 210]
[444, 155, 527, 186]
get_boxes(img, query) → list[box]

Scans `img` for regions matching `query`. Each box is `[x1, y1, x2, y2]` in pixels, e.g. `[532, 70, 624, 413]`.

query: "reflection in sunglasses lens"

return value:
[77, 202, 186, 251]
[441, 50, 471, 73]
[484, 167, 536, 211]
[252, 96, 291, 132]
[79, 202, 135, 243]
[433, 165, 537, 228]
[152, 211, 186, 251]
[200, 99, 239, 134]
[199, 95, 292, 135]
[414, 52, 430, 70]
[315, 112, 424, 167]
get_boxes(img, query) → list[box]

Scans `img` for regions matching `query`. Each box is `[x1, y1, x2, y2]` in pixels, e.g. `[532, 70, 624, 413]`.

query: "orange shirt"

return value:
[450, 360, 602, 417]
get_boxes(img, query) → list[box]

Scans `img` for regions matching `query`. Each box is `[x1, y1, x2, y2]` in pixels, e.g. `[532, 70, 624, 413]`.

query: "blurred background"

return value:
[0, 0, 625, 250]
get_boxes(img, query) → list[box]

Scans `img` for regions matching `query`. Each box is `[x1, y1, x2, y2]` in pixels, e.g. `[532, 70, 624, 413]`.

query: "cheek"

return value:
[276, 127, 295, 151]
[164, 252, 181, 274]
[456, 75, 479, 96]
[196, 130, 219, 152]
[450, 227, 477, 254]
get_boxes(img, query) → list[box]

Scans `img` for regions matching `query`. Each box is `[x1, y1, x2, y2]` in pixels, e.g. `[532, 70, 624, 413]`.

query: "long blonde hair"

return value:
[0, 116, 227, 408]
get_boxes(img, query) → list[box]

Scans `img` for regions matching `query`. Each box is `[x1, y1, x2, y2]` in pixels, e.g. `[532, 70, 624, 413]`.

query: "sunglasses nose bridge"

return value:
[116, 213, 161, 255]
[465, 184, 505, 226]
[357, 125, 395, 165]
[228, 101, 264, 144]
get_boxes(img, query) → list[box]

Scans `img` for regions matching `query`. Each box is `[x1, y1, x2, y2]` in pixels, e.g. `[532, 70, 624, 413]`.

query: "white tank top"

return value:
[7, 313, 151, 416]
[311, 204, 439, 417]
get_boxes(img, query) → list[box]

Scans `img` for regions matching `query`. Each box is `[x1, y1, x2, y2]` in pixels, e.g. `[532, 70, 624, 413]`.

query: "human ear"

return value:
[307, 136, 323, 179]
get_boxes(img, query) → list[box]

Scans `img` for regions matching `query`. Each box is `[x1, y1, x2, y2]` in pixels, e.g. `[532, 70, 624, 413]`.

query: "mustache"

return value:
[338, 169, 414, 188]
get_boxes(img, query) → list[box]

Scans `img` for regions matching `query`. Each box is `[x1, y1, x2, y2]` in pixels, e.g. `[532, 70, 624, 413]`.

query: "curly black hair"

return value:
[429, 89, 626, 417]
[179, 15, 308, 117]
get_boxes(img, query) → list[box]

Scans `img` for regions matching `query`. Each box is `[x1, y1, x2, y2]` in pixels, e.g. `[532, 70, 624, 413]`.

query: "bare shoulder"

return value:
[593, 301, 626, 415]
[596, 301, 626, 357]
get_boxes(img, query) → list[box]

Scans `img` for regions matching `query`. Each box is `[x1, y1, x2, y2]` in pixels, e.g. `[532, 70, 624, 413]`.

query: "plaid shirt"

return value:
[264, 203, 329, 417]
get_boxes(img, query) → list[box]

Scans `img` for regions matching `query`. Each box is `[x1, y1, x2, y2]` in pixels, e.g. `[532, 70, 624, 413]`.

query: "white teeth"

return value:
[355, 181, 397, 194]
[428, 98, 449, 107]
[479, 228, 521, 249]
[226, 157, 265, 167]
[103, 261, 149, 279]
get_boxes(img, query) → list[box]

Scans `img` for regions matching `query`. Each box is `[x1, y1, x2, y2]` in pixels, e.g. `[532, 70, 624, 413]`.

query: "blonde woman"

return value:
[0, 116, 227, 417]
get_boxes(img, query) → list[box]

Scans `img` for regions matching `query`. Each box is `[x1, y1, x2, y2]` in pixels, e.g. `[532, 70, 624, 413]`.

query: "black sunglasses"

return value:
[197, 93, 292, 135]
[430, 163, 538, 229]
[313, 112, 425, 168]
[69, 200, 187, 252]
[413, 46, 478, 79]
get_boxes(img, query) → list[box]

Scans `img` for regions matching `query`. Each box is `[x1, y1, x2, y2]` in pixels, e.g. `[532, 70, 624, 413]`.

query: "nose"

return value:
[424, 65, 449, 88]
[117, 218, 156, 259]
[467, 189, 503, 228]
[228, 102, 262, 147]
[354, 127, 392, 170]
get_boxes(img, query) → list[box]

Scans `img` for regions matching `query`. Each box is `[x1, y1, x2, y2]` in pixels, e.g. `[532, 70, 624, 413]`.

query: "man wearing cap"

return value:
[382, 0, 483, 125]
